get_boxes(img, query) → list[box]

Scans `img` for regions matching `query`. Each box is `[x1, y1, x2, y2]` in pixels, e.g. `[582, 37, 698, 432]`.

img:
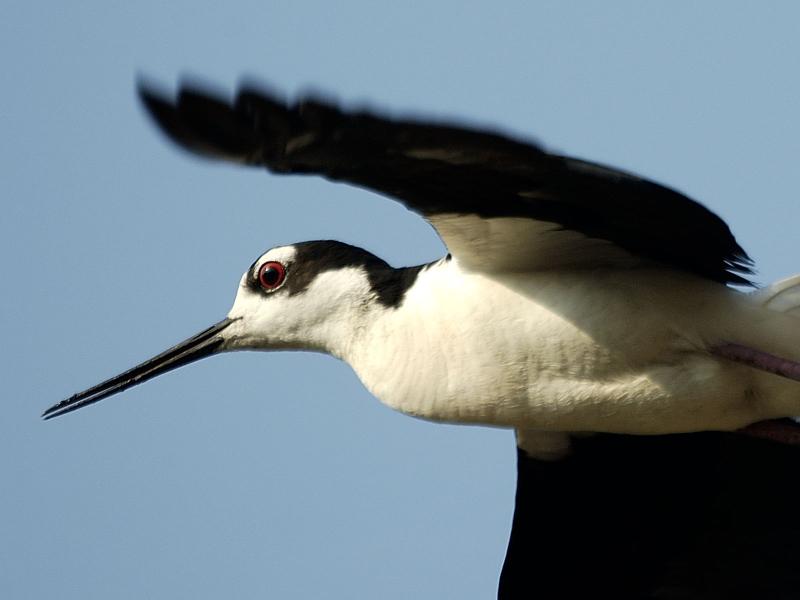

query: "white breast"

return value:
[344, 259, 783, 435]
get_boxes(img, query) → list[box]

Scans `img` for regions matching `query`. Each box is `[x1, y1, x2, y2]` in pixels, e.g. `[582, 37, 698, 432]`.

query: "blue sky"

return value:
[4, 2, 800, 598]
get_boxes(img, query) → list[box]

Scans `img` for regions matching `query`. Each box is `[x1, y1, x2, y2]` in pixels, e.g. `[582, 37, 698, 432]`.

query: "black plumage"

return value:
[139, 82, 752, 286]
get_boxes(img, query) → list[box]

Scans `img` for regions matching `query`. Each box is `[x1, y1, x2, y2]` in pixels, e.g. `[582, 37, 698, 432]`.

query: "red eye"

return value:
[258, 261, 287, 291]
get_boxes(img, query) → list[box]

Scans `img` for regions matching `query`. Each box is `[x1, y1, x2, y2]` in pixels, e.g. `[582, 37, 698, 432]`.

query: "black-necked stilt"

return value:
[44, 80, 800, 597]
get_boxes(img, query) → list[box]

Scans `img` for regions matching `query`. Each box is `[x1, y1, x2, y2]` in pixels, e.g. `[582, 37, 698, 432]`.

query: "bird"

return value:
[44, 79, 800, 598]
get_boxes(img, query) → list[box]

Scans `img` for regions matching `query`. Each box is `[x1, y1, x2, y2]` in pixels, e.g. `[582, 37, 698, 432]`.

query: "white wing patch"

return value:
[403, 147, 477, 164]
[515, 429, 573, 461]
[752, 274, 800, 317]
[429, 213, 641, 273]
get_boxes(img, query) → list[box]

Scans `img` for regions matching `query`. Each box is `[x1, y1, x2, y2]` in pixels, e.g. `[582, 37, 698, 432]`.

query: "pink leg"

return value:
[711, 342, 800, 382]
[712, 342, 800, 445]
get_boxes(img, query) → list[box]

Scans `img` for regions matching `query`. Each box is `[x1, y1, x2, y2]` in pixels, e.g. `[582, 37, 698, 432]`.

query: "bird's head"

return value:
[43, 240, 395, 420]
[225, 240, 390, 353]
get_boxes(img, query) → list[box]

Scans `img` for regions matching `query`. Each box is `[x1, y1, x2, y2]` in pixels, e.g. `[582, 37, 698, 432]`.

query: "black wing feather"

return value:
[138, 81, 753, 285]
[500, 432, 800, 599]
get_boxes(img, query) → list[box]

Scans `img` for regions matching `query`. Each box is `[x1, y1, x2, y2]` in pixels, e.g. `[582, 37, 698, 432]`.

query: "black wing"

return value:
[499, 432, 800, 599]
[138, 80, 752, 285]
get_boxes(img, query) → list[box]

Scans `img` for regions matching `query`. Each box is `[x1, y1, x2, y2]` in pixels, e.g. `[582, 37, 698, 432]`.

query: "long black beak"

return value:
[42, 318, 236, 420]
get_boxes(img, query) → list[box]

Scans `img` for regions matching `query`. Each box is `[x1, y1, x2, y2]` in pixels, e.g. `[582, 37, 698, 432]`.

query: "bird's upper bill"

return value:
[42, 318, 236, 420]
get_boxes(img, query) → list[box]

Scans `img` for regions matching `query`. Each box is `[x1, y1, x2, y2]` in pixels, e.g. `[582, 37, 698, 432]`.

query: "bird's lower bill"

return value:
[42, 317, 237, 420]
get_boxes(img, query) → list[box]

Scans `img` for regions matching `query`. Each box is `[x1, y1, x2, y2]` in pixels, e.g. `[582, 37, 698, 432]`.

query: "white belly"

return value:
[345, 259, 789, 434]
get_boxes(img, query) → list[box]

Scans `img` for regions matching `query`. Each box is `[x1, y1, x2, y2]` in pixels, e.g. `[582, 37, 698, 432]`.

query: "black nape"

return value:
[250, 240, 428, 309]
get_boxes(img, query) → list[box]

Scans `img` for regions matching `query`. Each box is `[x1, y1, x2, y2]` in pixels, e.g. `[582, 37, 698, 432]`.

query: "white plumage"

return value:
[43, 81, 800, 458]
[220, 242, 800, 459]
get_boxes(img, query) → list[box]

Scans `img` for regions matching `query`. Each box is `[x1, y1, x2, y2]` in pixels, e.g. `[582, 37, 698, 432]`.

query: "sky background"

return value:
[4, 3, 800, 598]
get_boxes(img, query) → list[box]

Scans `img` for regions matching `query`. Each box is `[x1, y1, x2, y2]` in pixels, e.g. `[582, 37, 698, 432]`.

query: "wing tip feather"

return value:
[136, 76, 268, 163]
